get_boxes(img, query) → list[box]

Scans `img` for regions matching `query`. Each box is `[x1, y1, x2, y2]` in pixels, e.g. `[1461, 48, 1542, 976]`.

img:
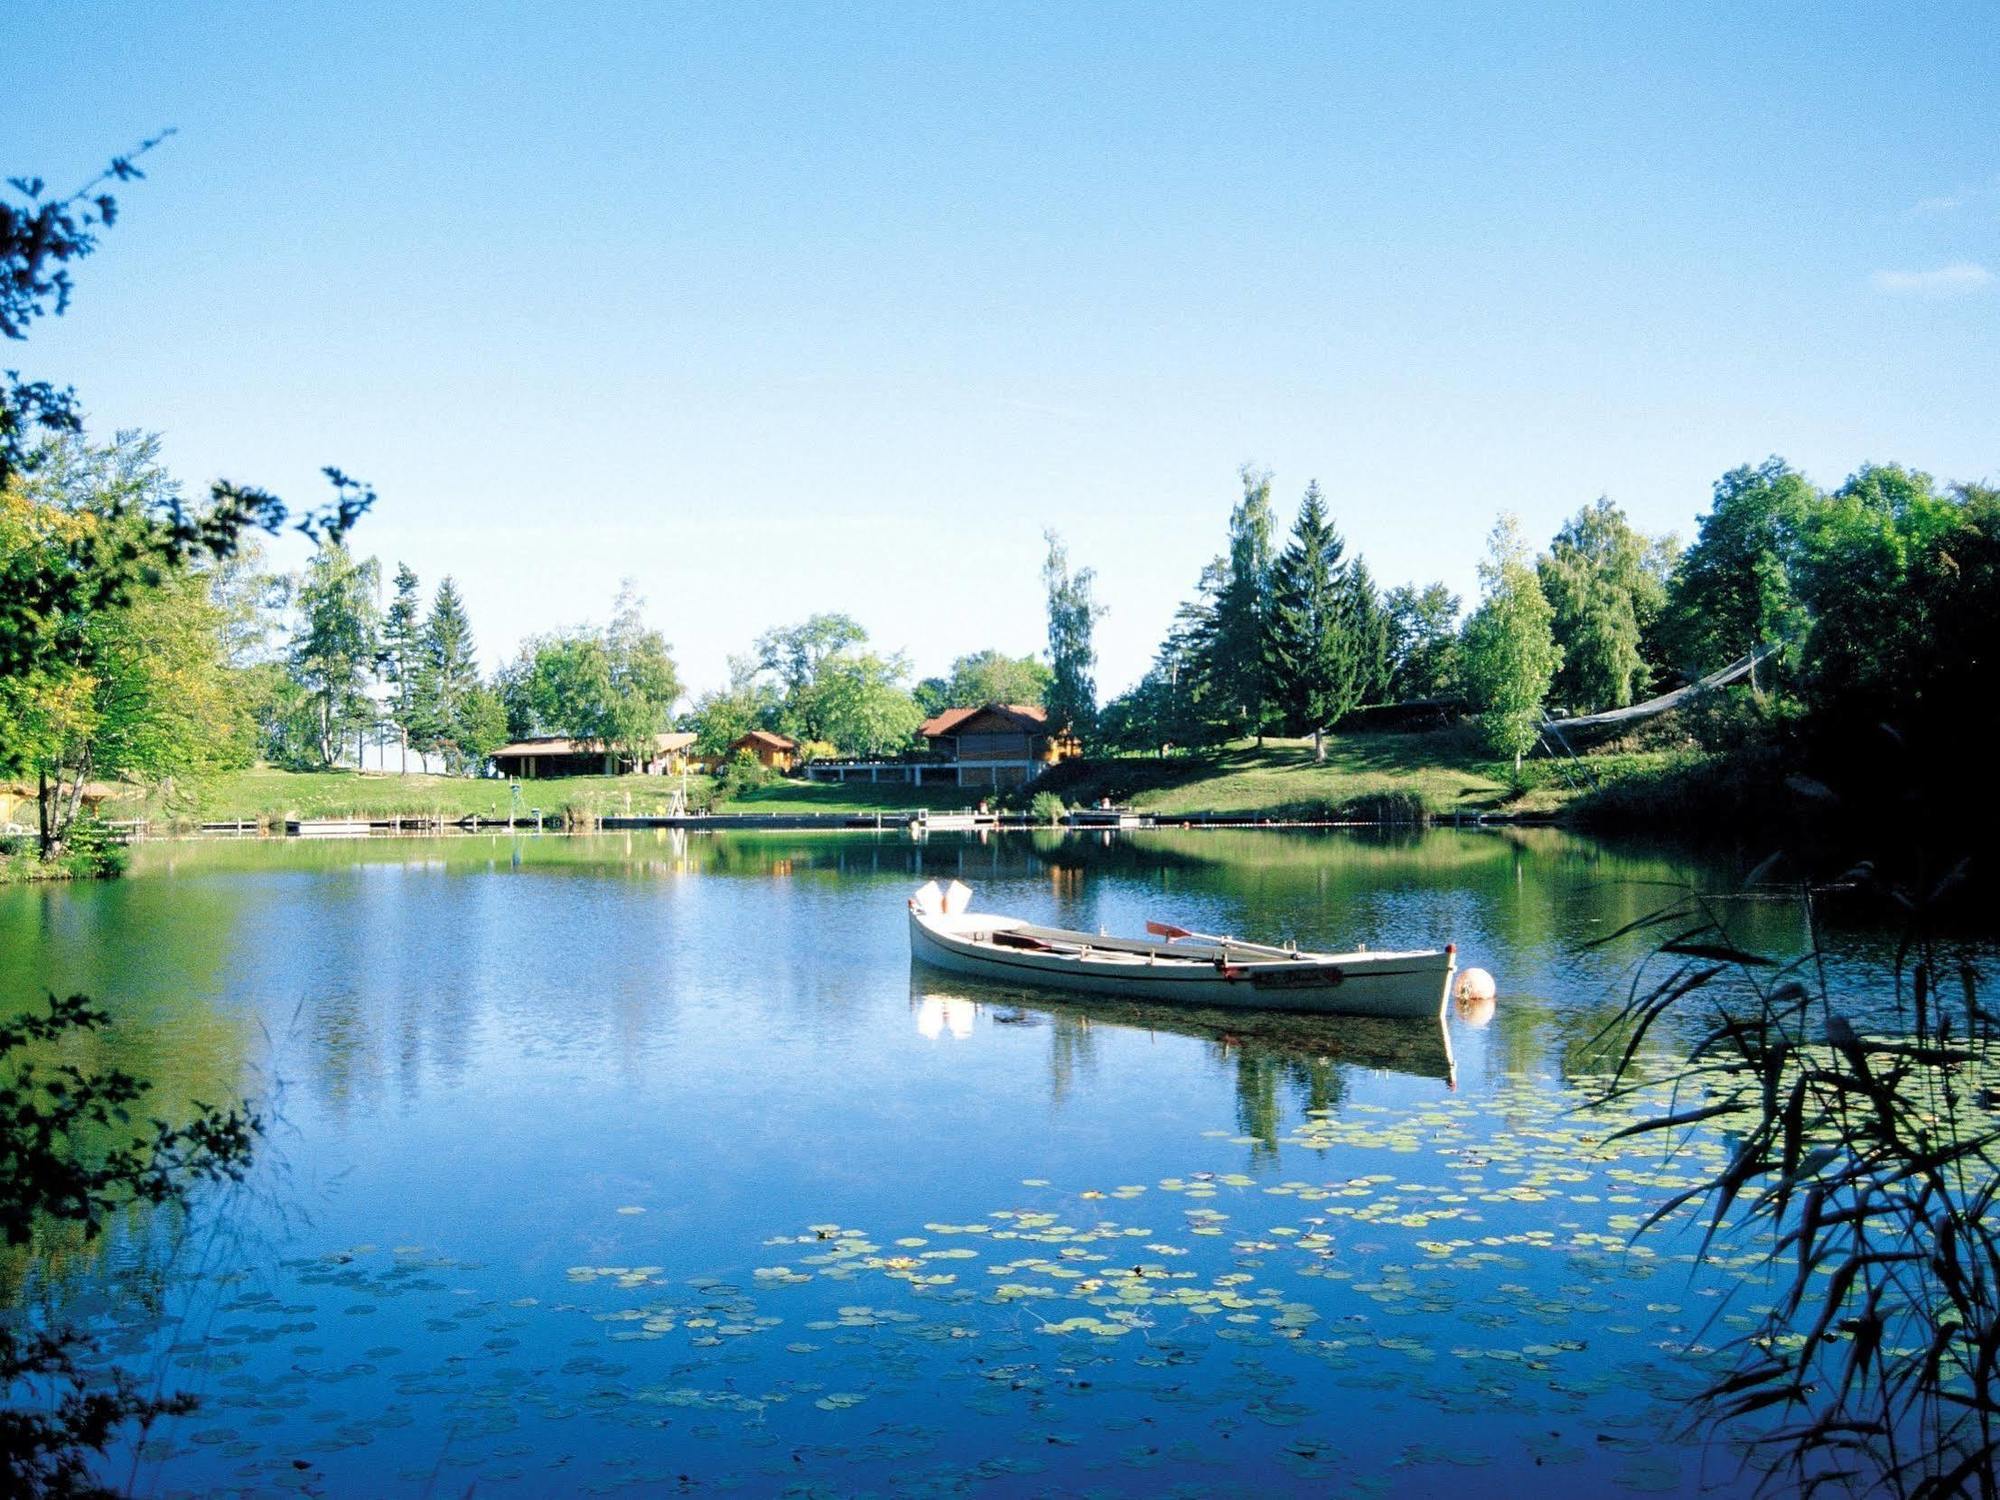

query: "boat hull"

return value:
[908, 910, 1453, 1020]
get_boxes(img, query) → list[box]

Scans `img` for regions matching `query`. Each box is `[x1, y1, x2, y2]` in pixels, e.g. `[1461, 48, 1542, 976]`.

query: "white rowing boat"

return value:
[906, 882, 1456, 1020]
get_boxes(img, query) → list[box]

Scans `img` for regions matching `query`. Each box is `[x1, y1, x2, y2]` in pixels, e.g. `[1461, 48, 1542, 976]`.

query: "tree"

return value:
[1042, 529, 1105, 741]
[602, 583, 682, 770]
[1537, 497, 1673, 713]
[1792, 464, 1960, 747]
[417, 577, 486, 773]
[794, 652, 923, 757]
[1206, 465, 1277, 740]
[1383, 582, 1461, 701]
[943, 649, 1051, 709]
[286, 542, 380, 769]
[684, 655, 781, 757]
[1342, 558, 1393, 707]
[454, 684, 509, 772]
[1659, 458, 1818, 676]
[755, 613, 866, 698]
[0, 435, 240, 856]
[1262, 482, 1364, 761]
[1460, 514, 1561, 770]
[380, 562, 425, 773]
[2, 143, 370, 691]
[498, 630, 611, 742]
[491, 588, 680, 771]
[1101, 610, 1219, 758]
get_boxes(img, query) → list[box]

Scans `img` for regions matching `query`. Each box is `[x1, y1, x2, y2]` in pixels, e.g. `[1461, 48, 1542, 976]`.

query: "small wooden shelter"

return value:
[726, 730, 799, 773]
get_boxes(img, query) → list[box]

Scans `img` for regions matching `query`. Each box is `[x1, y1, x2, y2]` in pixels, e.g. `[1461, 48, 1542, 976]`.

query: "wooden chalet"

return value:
[726, 730, 799, 772]
[489, 732, 696, 780]
[917, 703, 1078, 789]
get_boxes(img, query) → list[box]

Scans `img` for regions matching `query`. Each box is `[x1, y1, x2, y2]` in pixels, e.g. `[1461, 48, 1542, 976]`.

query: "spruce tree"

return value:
[421, 577, 480, 773]
[1206, 465, 1276, 741]
[1263, 482, 1363, 761]
[382, 562, 424, 772]
[1342, 558, 1393, 707]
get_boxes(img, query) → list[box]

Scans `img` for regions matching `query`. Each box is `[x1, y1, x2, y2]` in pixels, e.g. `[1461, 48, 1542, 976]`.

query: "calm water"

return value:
[0, 827, 1961, 1497]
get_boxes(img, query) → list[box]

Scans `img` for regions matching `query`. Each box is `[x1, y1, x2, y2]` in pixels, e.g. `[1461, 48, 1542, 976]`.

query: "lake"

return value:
[0, 826, 1955, 1496]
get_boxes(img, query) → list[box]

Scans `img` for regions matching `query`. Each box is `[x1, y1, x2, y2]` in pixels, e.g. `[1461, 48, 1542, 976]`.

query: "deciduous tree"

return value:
[943, 649, 1050, 709]
[1206, 465, 1276, 740]
[1383, 582, 1461, 701]
[287, 542, 380, 769]
[1659, 458, 1817, 676]
[1042, 530, 1105, 740]
[1537, 497, 1674, 713]
[1460, 514, 1561, 770]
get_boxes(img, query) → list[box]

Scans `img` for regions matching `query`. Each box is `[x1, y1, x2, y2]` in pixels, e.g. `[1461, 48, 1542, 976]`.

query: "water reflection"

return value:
[2, 826, 1992, 1498]
[908, 967, 1458, 1145]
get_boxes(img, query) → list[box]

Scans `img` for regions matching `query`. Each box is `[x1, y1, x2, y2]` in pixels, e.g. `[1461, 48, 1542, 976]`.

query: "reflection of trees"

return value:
[1224, 1045, 1345, 1161]
[1045, 1016, 1098, 1106]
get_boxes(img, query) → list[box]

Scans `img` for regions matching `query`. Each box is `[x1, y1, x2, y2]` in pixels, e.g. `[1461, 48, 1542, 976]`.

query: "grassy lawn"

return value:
[1042, 731, 1674, 820]
[100, 734, 1676, 829]
[104, 766, 986, 825]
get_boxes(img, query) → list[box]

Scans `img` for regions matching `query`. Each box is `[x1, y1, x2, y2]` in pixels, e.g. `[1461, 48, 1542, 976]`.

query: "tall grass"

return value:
[1592, 857, 1995, 1497]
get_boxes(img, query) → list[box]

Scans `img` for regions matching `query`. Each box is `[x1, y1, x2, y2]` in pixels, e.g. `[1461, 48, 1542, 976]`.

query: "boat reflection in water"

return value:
[907, 964, 1461, 1093]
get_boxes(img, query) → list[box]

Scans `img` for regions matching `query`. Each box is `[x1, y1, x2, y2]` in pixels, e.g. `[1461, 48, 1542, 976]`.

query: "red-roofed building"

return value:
[917, 703, 1078, 789]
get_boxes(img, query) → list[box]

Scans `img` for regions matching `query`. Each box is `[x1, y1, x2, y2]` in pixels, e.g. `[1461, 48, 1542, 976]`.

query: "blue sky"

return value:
[7, 3, 1995, 698]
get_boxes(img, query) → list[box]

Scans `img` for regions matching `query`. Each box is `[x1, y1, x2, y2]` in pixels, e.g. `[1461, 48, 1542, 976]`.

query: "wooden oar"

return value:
[1145, 921, 1298, 959]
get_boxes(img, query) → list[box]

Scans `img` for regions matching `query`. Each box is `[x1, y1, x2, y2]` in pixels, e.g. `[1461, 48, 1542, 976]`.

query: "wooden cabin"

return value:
[0, 779, 120, 830]
[489, 732, 696, 780]
[918, 703, 1078, 789]
[726, 730, 799, 773]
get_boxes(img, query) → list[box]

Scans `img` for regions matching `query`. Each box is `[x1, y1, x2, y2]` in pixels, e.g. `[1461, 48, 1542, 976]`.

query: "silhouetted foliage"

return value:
[1595, 862, 1997, 1497]
[1, 993, 260, 1496]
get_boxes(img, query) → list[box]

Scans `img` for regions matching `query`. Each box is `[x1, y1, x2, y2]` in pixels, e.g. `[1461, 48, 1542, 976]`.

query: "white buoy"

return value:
[1455, 966, 1496, 1005]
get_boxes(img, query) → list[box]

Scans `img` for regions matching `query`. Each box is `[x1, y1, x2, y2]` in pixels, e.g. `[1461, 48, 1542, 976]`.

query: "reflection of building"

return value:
[916, 995, 976, 1039]
[491, 732, 695, 779]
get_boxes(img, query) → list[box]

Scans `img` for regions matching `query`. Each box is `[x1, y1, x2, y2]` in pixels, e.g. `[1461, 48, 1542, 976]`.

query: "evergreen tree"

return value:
[1263, 482, 1363, 761]
[287, 541, 380, 769]
[1342, 558, 1393, 706]
[1042, 529, 1105, 741]
[381, 562, 424, 772]
[1460, 514, 1562, 770]
[419, 576, 481, 773]
[1206, 465, 1276, 740]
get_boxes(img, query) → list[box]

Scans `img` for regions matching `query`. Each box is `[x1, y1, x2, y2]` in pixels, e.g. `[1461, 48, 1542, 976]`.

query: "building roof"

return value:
[730, 729, 798, 751]
[491, 732, 695, 759]
[919, 703, 1050, 738]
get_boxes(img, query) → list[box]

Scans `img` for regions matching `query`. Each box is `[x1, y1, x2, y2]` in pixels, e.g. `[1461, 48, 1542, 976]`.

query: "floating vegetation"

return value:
[95, 1056, 1791, 1496]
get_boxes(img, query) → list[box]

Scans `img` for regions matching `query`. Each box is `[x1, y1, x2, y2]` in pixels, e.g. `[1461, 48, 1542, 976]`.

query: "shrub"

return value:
[717, 749, 772, 802]
[1029, 791, 1065, 825]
